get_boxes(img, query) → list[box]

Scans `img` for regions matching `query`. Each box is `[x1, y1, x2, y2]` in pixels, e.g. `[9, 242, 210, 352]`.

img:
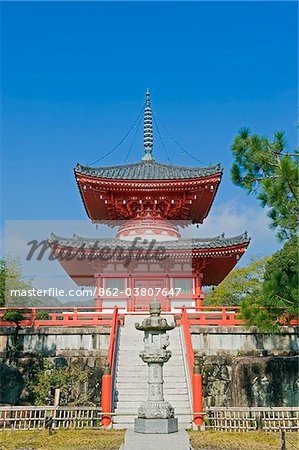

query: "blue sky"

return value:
[1, 1, 298, 264]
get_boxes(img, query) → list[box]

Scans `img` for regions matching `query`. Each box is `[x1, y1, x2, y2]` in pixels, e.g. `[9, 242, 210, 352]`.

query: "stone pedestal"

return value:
[135, 417, 178, 434]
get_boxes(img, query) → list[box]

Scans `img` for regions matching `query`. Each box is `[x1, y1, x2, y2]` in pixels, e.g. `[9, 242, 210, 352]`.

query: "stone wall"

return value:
[0, 326, 110, 405]
[0, 326, 110, 357]
[0, 325, 298, 407]
[191, 325, 298, 356]
[199, 354, 298, 408]
[191, 325, 298, 408]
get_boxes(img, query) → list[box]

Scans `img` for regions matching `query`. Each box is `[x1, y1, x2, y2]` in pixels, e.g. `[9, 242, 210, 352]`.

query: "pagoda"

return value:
[49, 90, 250, 311]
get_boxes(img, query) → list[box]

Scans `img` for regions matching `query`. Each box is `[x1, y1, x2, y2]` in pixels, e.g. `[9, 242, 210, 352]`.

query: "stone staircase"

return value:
[113, 315, 192, 429]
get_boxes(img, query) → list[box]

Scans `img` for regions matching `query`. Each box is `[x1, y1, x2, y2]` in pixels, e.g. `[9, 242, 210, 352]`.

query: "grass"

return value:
[0, 429, 125, 450]
[189, 430, 299, 450]
[0, 429, 298, 450]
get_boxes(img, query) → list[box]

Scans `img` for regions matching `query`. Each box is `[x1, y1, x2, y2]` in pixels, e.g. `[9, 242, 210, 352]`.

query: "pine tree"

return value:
[241, 237, 298, 331]
[231, 128, 298, 240]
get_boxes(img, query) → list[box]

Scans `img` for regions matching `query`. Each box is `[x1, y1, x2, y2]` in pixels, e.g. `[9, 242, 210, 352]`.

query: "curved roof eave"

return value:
[74, 160, 223, 181]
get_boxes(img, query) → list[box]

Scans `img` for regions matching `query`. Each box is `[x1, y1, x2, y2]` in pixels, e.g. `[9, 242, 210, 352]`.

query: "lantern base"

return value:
[134, 417, 178, 434]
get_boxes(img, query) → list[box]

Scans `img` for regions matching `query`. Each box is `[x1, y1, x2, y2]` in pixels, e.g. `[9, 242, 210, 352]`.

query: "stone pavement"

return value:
[120, 428, 192, 450]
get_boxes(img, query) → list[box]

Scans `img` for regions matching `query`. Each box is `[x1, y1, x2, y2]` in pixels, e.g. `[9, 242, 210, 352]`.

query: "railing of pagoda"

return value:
[0, 306, 297, 327]
[0, 307, 120, 327]
[175, 305, 243, 327]
[101, 306, 119, 427]
[181, 306, 203, 426]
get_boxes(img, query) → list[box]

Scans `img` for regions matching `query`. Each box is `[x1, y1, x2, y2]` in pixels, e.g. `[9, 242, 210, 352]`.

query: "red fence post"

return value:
[31, 308, 36, 325]
[181, 306, 194, 375]
[193, 359, 203, 427]
[107, 306, 118, 376]
[101, 365, 112, 427]
[181, 306, 204, 428]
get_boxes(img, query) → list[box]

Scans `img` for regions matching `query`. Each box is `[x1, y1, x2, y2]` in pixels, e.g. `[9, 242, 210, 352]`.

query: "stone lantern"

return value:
[134, 300, 178, 434]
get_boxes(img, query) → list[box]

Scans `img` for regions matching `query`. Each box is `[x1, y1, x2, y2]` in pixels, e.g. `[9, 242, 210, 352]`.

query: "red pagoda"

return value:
[49, 90, 250, 311]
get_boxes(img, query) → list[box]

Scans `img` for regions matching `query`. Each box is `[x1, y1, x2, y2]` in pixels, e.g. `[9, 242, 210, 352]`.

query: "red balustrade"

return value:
[1, 306, 297, 328]
[0, 307, 120, 327]
[175, 305, 244, 327]
[181, 305, 203, 426]
[101, 306, 119, 427]
[181, 306, 194, 376]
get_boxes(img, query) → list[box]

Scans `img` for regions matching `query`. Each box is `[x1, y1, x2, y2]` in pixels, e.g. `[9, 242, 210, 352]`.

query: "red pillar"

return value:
[127, 275, 133, 311]
[101, 366, 112, 427]
[195, 273, 204, 311]
[165, 275, 171, 311]
[193, 360, 203, 427]
[95, 275, 103, 309]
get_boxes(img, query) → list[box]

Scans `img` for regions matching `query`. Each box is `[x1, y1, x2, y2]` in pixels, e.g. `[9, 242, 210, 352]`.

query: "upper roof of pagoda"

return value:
[75, 160, 222, 181]
[75, 90, 222, 223]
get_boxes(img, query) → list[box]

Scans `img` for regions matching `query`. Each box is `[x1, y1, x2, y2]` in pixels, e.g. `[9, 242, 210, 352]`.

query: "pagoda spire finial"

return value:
[142, 88, 154, 161]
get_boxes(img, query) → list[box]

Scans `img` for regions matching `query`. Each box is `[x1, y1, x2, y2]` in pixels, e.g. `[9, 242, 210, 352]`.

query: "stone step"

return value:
[114, 410, 191, 416]
[115, 382, 187, 387]
[116, 366, 185, 370]
[119, 335, 181, 339]
[120, 339, 181, 342]
[115, 402, 190, 410]
[114, 402, 191, 408]
[117, 362, 185, 367]
[117, 357, 183, 362]
[115, 386, 188, 392]
[115, 392, 189, 398]
[115, 388, 188, 394]
[116, 379, 187, 384]
[117, 362, 184, 365]
[116, 367, 185, 372]
[113, 323, 192, 426]
[118, 349, 182, 352]
[113, 414, 191, 423]
[116, 380, 187, 385]
[115, 390, 189, 397]
[118, 351, 183, 357]
[113, 416, 192, 424]
[113, 423, 192, 430]
[114, 414, 191, 420]
[116, 371, 185, 384]
[116, 396, 190, 403]
[115, 392, 189, 399]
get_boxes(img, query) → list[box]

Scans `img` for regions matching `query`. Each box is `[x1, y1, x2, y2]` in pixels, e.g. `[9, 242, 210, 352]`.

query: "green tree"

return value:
[0, 256, 61, 307]
[231, 129, 298, 240]
[2, 310, 28, 331]
[205, 257, 268, 306]
[2, 309, 29, 354]
[0, 256, 34, 307]
[241, 237, 298, 331]
[26, 359, 90, 406]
